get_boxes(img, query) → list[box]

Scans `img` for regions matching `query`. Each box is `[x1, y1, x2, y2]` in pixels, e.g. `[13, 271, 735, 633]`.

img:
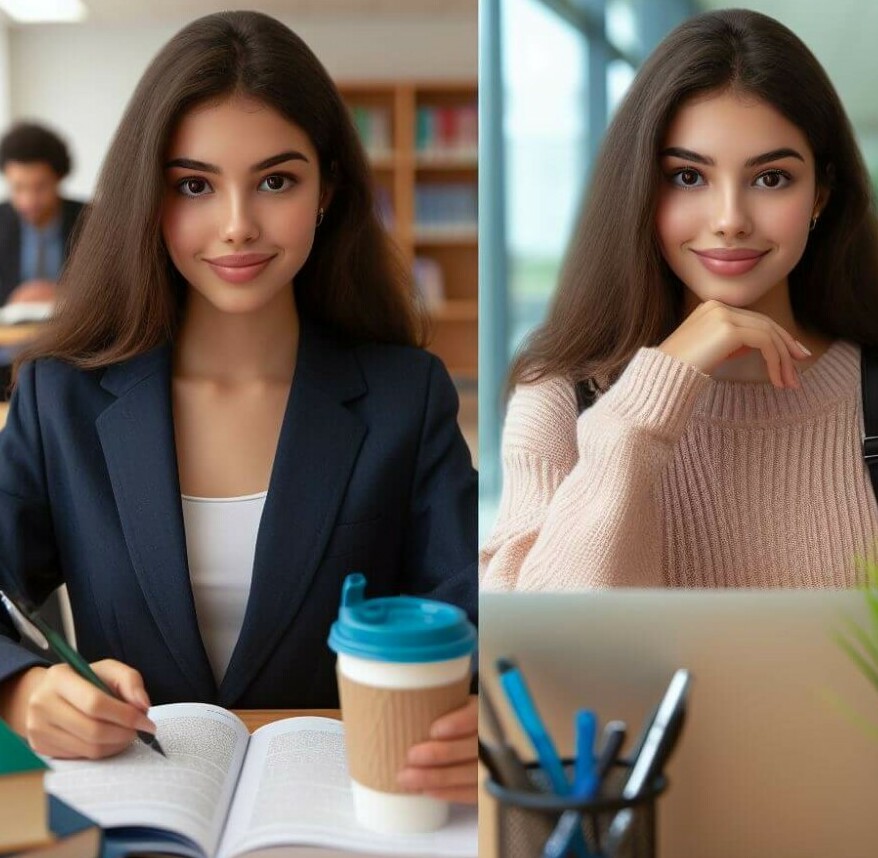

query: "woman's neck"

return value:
[174, 288, 299, 384]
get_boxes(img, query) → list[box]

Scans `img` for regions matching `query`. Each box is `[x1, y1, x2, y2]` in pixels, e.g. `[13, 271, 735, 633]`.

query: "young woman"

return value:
[0, 12, 478, 803]
[481, 8, 878, 591]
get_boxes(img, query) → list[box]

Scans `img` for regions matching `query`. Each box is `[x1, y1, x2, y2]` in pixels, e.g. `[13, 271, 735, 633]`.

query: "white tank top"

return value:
[181, 491, 267, 684]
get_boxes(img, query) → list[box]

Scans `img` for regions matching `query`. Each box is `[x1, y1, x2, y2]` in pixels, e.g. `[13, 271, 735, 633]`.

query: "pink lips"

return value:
[692, 247, 769, 276]
[204, 253, 275, 284]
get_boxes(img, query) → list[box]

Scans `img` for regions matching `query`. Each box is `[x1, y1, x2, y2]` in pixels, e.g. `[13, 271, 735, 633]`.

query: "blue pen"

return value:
[572, 709, 598, 799]
[496, 658, 591, 858]
[496, 658, 570, 794]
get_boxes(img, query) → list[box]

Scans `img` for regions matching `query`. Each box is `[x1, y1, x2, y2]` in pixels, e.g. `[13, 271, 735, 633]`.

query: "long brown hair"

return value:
[17, 10, 424, 374]
[510, 8, 878, 389]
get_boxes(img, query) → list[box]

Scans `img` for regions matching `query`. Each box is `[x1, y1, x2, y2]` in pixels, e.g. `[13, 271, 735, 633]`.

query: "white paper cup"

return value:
[337, 652, 471, 833]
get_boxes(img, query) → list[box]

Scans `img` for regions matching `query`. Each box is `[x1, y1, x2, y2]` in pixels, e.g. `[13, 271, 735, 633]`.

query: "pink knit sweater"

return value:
[480, 341, 878, 590]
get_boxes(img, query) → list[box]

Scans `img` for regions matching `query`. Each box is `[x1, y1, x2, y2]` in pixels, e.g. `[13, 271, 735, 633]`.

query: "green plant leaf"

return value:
[833, 557, 878, 741]
[840, 616, 878, 671]
[834, 630, 878, 693]
[820, 686, 878, 741]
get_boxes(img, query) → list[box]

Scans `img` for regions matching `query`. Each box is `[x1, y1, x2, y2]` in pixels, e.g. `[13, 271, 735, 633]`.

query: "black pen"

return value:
[606, 670, 691, 851]
[0, 589, 166, 757]
[594, 720, 627, 784]
[479, 679, 533, 791]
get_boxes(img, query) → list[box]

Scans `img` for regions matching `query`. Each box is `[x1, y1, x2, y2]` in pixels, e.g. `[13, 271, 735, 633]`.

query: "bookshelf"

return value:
[338, 81, 478, 390]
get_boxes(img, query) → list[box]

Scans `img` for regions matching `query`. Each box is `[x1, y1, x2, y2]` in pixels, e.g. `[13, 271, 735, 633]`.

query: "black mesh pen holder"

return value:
[486, 759, 667, 858]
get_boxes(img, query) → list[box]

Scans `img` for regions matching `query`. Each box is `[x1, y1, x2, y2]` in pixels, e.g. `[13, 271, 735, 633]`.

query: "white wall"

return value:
[0, 20, 11, 132]
[7, 13, 476, 199]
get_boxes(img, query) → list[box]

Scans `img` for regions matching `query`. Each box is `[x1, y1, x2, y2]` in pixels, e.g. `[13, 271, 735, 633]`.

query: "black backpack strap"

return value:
[574, 380, 597, 415]
[862, 345, 878, 497]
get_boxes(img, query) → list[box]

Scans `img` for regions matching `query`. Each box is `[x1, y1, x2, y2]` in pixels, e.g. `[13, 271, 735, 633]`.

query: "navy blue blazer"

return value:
[0, 319, 477, 708]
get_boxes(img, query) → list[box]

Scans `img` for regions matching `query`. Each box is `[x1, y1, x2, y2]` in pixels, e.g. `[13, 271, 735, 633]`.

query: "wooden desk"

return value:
[0, 323, 41, 347]
[0, 324, 43, 428]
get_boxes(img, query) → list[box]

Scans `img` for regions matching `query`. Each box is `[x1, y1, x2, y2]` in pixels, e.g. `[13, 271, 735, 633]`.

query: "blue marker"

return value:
[573, 709, 598, 799]
[496, 658, 591, 858]
[496, 658, 570, 794]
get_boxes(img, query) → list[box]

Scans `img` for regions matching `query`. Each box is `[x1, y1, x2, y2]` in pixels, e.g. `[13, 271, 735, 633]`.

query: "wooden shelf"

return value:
[339, 80, 478, 385]
[445, 363, 478, 380]
[366, 151, 399, 170]
[415, 154, 478, 170]
[414, 227, 478, 246]
[429, 298, 478, 321]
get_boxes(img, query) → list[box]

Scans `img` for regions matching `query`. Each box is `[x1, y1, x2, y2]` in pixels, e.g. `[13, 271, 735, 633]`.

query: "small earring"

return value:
[316, 207, 324, 228]
[809, 215, 818, 232]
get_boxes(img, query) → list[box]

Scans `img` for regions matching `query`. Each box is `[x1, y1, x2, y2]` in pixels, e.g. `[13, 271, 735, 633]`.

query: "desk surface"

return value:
[0, 322, 41, 347]
[0, 323, 41, 426]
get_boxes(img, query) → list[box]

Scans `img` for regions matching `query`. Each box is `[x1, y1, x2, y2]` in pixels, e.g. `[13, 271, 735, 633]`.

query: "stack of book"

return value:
[0, 718, 99, 858]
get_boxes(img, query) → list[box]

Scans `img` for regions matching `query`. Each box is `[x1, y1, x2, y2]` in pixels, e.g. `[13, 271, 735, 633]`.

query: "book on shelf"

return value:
[375, 185, 395, 230]
[413, 256, 445, 310]
[414, 184, 477, 238]
[44, 703, 477, 858]
[349, 105, 393, 160]
[415, 105, 477, 161]
[0, 717, 52, 853]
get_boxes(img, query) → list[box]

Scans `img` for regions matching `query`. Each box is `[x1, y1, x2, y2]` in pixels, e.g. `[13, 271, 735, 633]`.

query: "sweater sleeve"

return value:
[479, 348, 711, 590]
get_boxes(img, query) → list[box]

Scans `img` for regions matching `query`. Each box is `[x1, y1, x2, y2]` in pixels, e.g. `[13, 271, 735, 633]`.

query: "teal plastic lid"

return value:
[328, 573, 477, 663]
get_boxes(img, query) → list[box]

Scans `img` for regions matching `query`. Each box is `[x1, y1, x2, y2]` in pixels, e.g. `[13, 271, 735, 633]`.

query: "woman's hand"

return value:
[658, 299, 811, 388]
[397, 694, 478, 804]
[4, 659, 157, 759]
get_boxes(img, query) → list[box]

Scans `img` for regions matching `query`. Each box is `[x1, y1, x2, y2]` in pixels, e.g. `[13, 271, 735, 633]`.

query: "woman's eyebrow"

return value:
[164, 157, 220, 173]
[744, 148, 805, 167]
[253, 150, 309, 170]
[164, 150, 310, 173]
[659, 146, 805, 167]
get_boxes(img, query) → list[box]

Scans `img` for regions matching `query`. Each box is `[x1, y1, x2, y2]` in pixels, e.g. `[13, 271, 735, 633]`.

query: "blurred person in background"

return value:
[0, 122, 86, 306]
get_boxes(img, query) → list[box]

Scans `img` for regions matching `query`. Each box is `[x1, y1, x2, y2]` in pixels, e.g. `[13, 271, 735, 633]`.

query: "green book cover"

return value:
[0, 716, 48, 775]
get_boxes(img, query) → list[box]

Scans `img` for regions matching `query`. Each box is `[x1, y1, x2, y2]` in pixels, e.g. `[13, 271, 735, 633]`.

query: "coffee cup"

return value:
[328, 573, 476, 834]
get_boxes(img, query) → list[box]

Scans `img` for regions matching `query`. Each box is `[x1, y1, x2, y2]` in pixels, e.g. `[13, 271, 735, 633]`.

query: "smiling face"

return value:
[655, 90, 826, 313]
[161, 95, 325, 317]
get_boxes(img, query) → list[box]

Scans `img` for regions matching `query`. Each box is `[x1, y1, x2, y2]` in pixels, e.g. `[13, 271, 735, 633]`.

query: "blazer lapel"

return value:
[96, 345, 217, 701]
[219, 321, 367, 704]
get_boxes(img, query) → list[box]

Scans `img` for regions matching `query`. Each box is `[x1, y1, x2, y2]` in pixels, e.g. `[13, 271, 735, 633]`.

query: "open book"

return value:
[0, 301, 53, 325]
[44, 704, 477, 858]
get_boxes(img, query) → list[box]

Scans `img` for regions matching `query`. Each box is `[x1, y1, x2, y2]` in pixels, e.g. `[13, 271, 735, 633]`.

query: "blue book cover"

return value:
[48, 794, 100, 842]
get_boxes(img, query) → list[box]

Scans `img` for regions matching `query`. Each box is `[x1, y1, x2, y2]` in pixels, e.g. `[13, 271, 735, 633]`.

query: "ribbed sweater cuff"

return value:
[590, 348, 711, 441]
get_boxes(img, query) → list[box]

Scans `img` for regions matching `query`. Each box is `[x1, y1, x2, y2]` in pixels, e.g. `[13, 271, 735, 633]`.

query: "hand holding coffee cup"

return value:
[398, 694, 478, 804]
[328, 573, 477, 834]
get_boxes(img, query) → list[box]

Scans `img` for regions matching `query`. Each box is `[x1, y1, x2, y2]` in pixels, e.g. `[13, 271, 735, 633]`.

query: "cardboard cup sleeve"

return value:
[337, 668, 471, 793]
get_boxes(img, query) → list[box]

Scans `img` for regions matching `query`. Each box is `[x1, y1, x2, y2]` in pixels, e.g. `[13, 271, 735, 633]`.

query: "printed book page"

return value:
[218, 717, 477, 858]
[45, 703, 250, 858]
